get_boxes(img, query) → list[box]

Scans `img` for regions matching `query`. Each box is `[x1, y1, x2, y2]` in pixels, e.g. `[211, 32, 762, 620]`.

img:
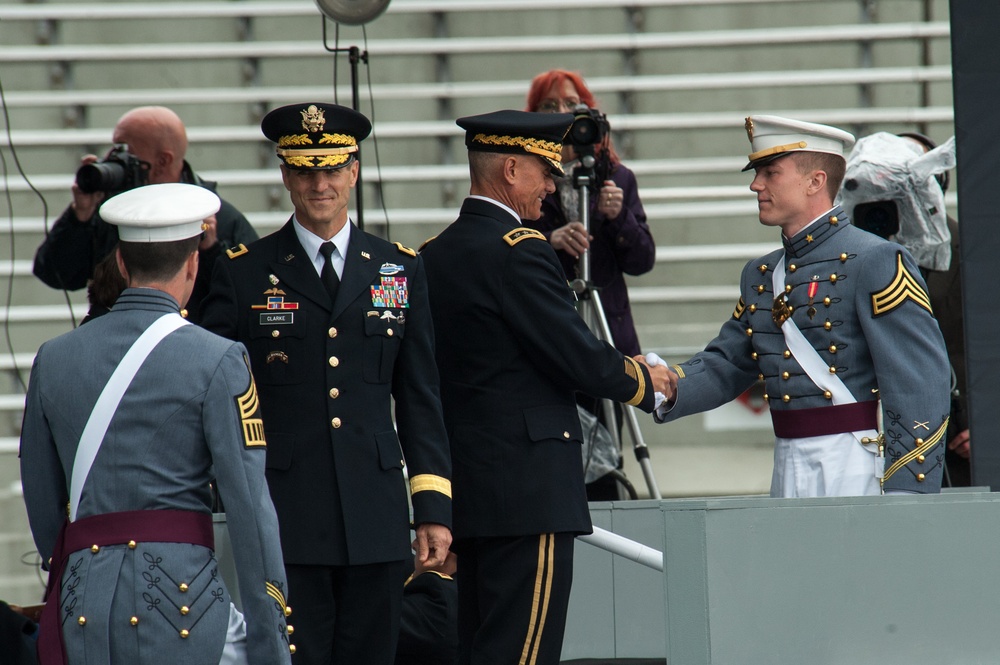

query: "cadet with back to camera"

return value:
[20, 183, 291, 665]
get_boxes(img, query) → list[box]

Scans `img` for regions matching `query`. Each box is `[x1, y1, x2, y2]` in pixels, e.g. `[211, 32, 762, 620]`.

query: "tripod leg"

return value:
[581, 286, 662, 499]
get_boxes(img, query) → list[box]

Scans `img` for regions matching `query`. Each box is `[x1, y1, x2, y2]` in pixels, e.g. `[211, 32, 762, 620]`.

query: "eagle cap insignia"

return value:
[744, 117, 754, 140]
[300, 105, 325, 133]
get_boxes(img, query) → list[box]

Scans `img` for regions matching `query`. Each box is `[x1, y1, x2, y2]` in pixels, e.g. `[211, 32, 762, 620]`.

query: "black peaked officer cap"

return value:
[456, 109, 573, 175]
[261, 102, 372, 171]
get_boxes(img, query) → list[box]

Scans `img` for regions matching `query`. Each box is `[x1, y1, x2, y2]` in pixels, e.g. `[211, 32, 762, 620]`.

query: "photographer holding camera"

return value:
[32, 106, 258, 323]
[524, 69, 656, 500]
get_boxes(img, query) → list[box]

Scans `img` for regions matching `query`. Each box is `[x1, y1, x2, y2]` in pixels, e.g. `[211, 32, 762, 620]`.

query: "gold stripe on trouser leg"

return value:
[519, 533, 555, 665]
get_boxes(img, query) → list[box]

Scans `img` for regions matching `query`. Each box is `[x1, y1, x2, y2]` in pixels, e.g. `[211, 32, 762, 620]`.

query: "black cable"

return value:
[0, 69, 55, 392]
[362, 24, 391, 239]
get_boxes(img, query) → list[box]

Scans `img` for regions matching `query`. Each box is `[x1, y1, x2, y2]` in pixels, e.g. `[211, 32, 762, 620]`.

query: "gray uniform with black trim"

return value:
[658, 207, 951, 493]
[20, 288, 291, 665]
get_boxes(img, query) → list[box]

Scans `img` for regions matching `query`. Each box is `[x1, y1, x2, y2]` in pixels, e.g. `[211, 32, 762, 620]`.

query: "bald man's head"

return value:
[112, 106, 188, 184]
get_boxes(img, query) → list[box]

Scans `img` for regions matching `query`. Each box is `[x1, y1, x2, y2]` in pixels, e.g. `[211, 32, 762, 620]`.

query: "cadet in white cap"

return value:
[21, 183, 293, 664]
[650, 115, 951, 498]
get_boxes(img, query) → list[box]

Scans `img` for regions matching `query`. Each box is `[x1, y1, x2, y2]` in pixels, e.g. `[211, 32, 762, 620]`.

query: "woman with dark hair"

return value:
[525, 69, 657, 499]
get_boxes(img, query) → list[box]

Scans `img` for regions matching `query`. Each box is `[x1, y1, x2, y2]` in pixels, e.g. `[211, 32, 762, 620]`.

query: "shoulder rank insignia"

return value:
[418, 235, 437, 252]
[394, 241, 417, 257]
[732, 296, 747, 320]
[870, 252, 933, 317]
[226, 243, 249, 259]
[503, 227, 546, 246]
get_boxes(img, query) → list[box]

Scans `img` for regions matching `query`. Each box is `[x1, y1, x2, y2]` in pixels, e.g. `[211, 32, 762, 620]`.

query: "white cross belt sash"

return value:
[69, 313, 190, 522]
[772, 257, 856, 404]
[771, 257, 880, 448]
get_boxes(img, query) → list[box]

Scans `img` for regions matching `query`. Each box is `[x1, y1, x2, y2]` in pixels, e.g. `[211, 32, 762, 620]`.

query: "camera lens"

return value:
[570, 115, 599, 145]
[853, 201, 899, 239]
[76, 161, 128, 194]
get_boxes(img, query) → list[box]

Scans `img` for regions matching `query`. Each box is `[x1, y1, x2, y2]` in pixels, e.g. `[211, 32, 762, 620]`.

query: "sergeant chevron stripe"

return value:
[265, 581, 286, 610]
[870, 253, 933, 316]
[733, 296, 747, 320]
[236, 376, 266, 448]
[882, 417, 948, 484]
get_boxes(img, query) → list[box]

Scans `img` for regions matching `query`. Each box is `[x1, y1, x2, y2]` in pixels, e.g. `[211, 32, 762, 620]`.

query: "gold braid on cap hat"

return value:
[282, 153, 352, 168]
[747, 141, 808, 163]
[278, 133, 357, 148]
[472, 133, 562, 163]
[276, 130, 359, 167]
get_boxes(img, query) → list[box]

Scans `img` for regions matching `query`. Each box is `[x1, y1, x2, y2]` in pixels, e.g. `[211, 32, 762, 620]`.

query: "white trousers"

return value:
[219, 602, 248, 665]
[771, 432, 882, 497]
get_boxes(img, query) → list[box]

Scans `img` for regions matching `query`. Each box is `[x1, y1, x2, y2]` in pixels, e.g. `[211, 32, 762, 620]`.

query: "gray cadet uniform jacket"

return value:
[658, 207, 951, 493]
[20, 289, 291, 665]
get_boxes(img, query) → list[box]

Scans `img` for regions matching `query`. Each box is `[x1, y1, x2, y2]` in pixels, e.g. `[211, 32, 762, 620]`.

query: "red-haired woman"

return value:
[525, 69, 656, 499]
[525, 69, 655, 358]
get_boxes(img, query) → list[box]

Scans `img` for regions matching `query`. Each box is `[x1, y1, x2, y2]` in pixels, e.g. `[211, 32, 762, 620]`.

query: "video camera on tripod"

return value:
[566, 104, 610, 149]
[561, 105, 662, 499]
[565, 104, 612, 194]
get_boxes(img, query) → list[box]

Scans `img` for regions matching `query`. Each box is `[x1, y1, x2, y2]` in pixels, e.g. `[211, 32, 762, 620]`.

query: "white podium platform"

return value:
[565, 491, 1000, 664]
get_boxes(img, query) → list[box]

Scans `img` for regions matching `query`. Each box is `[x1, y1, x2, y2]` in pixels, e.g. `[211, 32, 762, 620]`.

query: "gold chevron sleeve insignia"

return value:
[235, 372, 267, 448]
[409, 474, 452, 499]
[733, 296, 747, 320]
[882, 417, 948, 484]
[870, 252, 933, 316]
[503, 228, 546, 246]
[225, 244, 249, 259]
[265, 581, 286, 610]
[624, 356, 647, 406]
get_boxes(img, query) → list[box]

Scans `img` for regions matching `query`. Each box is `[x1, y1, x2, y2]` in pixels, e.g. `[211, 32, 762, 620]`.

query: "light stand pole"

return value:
[321, 22, 367, 230]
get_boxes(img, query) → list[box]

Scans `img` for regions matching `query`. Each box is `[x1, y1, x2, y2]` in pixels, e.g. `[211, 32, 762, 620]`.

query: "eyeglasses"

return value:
[537, 98, 582, 113]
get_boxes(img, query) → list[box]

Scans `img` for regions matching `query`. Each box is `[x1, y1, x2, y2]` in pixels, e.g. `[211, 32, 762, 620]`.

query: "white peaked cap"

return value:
[100, 183, 220, 242]
[743, 114, 856, 171]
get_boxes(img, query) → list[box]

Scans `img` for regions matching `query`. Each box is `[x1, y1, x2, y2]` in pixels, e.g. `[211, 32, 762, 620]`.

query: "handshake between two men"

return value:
[635, 353, 678, 405]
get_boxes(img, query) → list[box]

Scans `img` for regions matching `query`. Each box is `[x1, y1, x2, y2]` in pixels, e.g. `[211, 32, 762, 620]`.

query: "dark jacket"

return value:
[420, 198, 656, 539]
[526, 162, 655, 356]
[200, 220, 452, 565]
[925, 216, 969, 485]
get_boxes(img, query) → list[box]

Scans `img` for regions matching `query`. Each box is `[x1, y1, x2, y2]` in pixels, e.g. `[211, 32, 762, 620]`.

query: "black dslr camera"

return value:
[75, 144, 150, 195]
[567, 105, 610, 148]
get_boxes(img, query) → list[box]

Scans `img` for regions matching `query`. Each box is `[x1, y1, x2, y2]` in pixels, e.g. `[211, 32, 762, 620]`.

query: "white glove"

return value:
[645, 352, 670, 412]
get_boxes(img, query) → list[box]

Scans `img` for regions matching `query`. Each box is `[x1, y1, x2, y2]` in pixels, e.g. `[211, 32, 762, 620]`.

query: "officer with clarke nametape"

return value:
[653, 115, 951, 497]
[199, 103, 452, 665]
[420, 110, 673, 665]
[20, 183, 291, 665]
